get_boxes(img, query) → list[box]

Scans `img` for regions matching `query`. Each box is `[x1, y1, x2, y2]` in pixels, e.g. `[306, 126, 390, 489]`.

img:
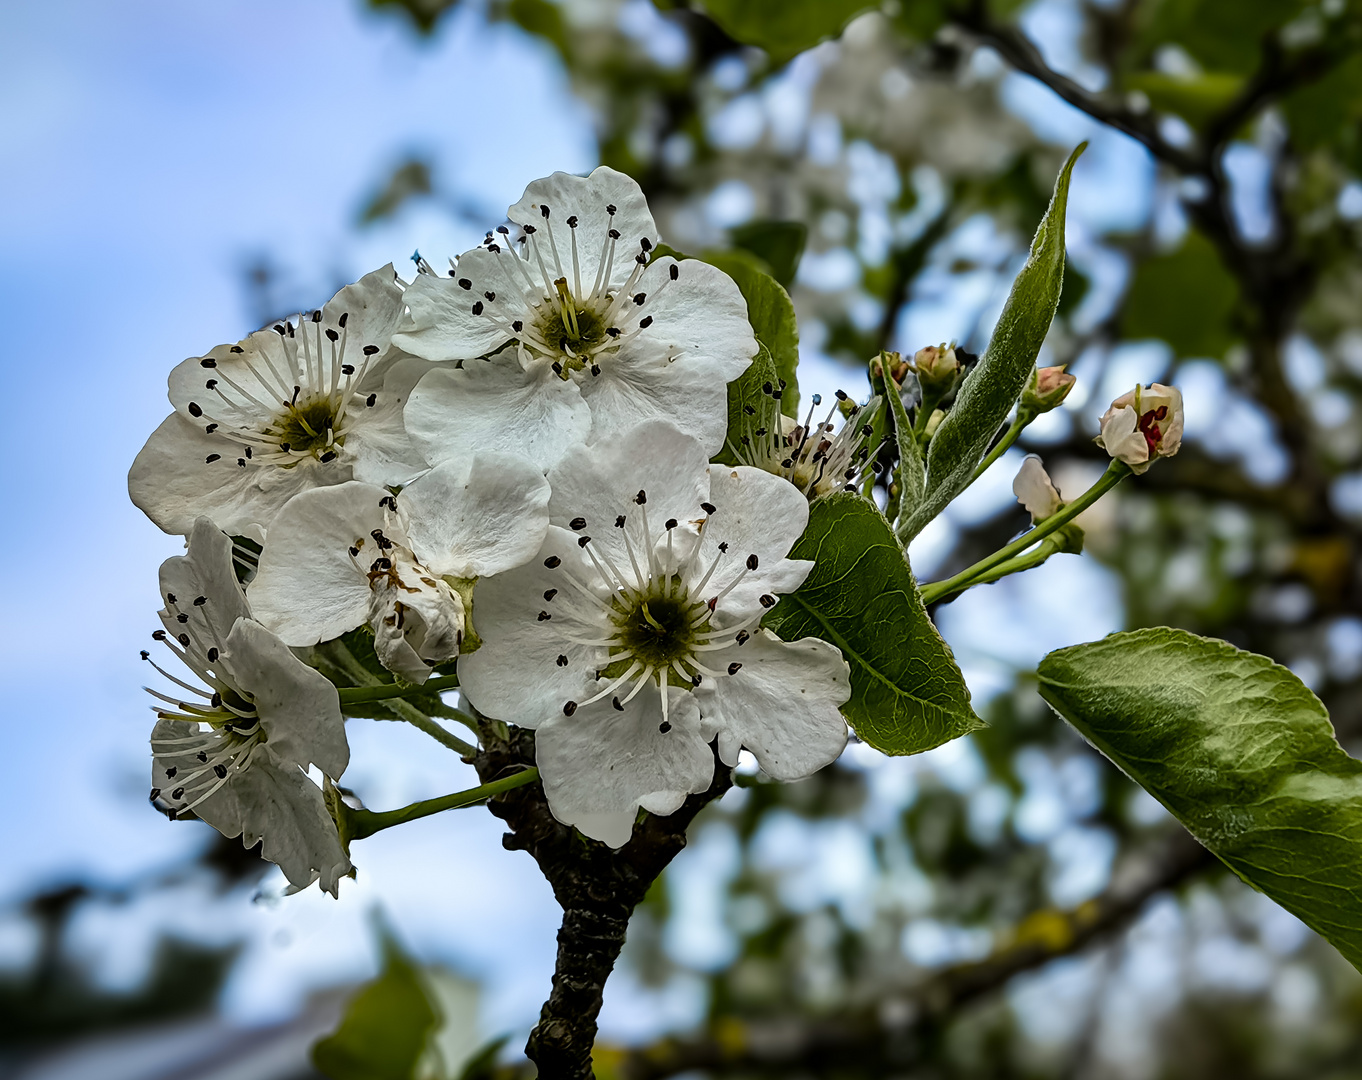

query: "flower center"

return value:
[1137, 405, 1168, 454]
[608, 585, 706, 674]
[268, 395, 341, 457]
[731, 387, 879, 499]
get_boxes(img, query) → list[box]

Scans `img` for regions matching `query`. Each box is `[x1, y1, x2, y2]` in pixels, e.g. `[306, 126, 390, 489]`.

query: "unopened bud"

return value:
[924, 408, 945, 439]
[1095, 382, 1183, 474]
[913, 343, 960, 392]
[1022, 365, 1076, 414]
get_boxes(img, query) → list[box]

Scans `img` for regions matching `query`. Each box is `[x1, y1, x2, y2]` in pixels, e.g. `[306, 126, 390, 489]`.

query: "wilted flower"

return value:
[394, 167, 757, 471]
[1096, 383, 1184, 473]
[248, 455, 551, 683]
[144, 520, 351, 895]
[458, 421, 851, 847]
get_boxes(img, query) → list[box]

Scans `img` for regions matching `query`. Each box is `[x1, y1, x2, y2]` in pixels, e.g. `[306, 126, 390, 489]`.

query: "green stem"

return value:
[326, 642, 478, 757]
[336, 674, 459, 705]
[346, 768, 540, 841]
[968, 413, 1029, 486]
[921, 460, 1129, 606]
[924, 534, 1065, 605]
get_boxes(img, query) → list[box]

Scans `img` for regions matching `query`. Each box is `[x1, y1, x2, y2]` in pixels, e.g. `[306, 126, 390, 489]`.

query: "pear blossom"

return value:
[729, 382, 881, 501]
[248, 455, 552, 683]
[144, 519, 351, 895]
[394, 167, 758, 471]
[1096, 383, 1184, 474]
[130, 266, 430, 539]
[458, 420, 851, 847]
[1013, 454, 1062, 522]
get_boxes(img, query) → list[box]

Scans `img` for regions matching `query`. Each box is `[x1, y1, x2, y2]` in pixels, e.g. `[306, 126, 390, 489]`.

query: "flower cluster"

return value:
[130, 167, 854, 881]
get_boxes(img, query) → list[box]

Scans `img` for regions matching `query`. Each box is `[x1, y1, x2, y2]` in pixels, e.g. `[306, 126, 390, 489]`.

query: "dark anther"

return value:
[638, 315, 653, 329]
[591, 364, 601, 376]
[537, 611, 552, 621]
[635, 253, 647, 265]
[274, 324, 286, 334]
[567, 215, 578, 227]
[153, 629, 167, 640]
[497, 224, 510, 234]
[166, 593, 177, 604]
[552, 362, 563, 376]
[523, 223, 536, 234]
[188, 402, 203, 417]
[563, 700, 577, 716]
[214, 764, 228, 779]
[736, 630, 750, 646]
[691, 674, 702, 686]
[207, 647, 219, 661]
[670, 264, 679, 280]
[612, 697, 624, 711]
[759, 594, 776, 608]
[701, 502, 717, 514]
[140, 650, 150, 660]
[349, 546, 359, 557]
[205, 379, 218, 390]
[205, 454, 220, 463]
[200, 357, 216, 368]
[640, 237, 652, 251]
[485, 291, 495, 301]
[472, 301, 484, 315]
[363, 344, 380, 355]
[540, 204, 550, 218]
[665, 518, 677, 530]
[569, 516, 587, 530]
[205, 424, 217, 433]
[728, 662, 742, 675]
[658, 721, 671, 733]
[177, 632, 190, 647]
[615, 515, 626, 528]
[341, 364, 355, 375]
[544, 555, 562, 568]
[150, 788, 161, 800]
[862, 424, 874, 436]
[512, 320, 524, 332]
[835, 389, 848, 401]
[577, 535, 592, 548]
[325, 328, 339, 341]
[339, 312, 349, 328]
[311, 310, 322, 323]
[635, 489, 647, 505]
[718, 542, 729, 553]
[245, 446, 252, 459]
[608, 228, 621, 240]
[366, 393, 377, 407]
[633, 292, 646, 304]
[556, 654, 569, 667]
[543, 589, 558, 601]
[176, 613, 189, 623]
[763, 381, 773, 394]
[457, 278, 472, 289]
[194, 594, 208, 606]
[172, 787, 186, 799]
[320, 451, 337, 463]
[166, 766, 177, 778]
[606, 327, 621, 338]
[606, 203, 617, 214]
[746, 554, 759, 570]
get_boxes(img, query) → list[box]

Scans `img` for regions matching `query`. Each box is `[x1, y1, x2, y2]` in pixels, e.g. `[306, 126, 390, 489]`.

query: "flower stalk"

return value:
[342, 767, 541, 842]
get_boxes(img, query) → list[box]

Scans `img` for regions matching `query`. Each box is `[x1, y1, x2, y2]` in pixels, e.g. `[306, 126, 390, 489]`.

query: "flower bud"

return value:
[1021, 364, 1076, 414]
[913, 343, 960, 393]
[1095, 382, 1183, 474]
[1013, 454, 1062, 522]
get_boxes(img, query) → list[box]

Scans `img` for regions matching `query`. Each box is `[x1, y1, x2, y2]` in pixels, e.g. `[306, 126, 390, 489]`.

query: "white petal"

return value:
[153, 722, 351, 896]
[130, 412, 350, 538]
[509, 166, 658, 296]
[1012, 454, 1061, 521]
[625, 256, 755, 381]
[694, 465, 812, 618]
[323, 263, 407, 365]
[391, 256, 513, 362]
[402, 453, 552, 579]
[534, 684, 712, 848]
[696, 630, 849, 781]
[404, 358, 591, 474]
[248, 481, 392, 647]
[456, 528, 605, 728]
[1096, 404, 1150, 470]
[158, 518, 251, 647]
[578, 346, 733, 455]
[347, 356, 445, 487]
[225, 618, 349, 779]
[546, 419, 711, 576]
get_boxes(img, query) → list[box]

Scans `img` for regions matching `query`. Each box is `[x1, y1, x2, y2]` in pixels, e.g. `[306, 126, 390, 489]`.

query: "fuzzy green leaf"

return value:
[901, 143, 1084, 541]
[764, 492, 982, 755]
[1039, 628, 1362, 974]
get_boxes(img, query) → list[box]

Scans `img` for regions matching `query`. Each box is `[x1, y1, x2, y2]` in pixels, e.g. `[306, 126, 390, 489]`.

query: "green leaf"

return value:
[764, 492, 982, 755]
[507, 0, 571, 61]
[313, 929, 439, 1080]
[729, 219, 808, 286]
[655, 243, 800, 416]
[1124, 72, 1244, 129]
[693, 0, 879, 64]
[1038, 628, 1362, 974]
[360, 158, 433, 225]
[885, 368, 924, 525]
[901, 143, 1084, 541]
[1123, 231, 1238, 359]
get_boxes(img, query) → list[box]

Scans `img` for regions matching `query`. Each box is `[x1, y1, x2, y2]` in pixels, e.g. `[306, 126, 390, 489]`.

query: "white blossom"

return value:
[1095, 383, 1184, 474]
[1013, 454, 1062, 522]
[130, 266, 430, 539]
[729, 383, 880, 500]
[144, 519, 351, 895]
[248, 455, 551, 683]
[394, 167, 758, 471]
[458, 421, 851, 847]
